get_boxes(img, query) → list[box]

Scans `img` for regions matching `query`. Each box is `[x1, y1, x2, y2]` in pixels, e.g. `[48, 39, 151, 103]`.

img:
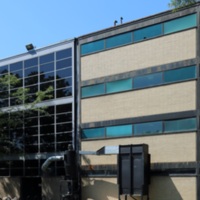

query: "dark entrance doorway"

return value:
[21, 177, 42, 200]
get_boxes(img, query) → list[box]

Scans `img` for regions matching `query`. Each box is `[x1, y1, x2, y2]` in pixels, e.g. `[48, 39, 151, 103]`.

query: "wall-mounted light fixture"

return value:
[25, 43, 34, 51]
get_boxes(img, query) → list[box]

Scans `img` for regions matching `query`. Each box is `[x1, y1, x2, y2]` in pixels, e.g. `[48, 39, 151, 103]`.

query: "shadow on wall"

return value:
[82, 178, 118, 200]
[150, 176, 184, 200]
[82, 176, 187, 200]
[0, 177, 20, 199]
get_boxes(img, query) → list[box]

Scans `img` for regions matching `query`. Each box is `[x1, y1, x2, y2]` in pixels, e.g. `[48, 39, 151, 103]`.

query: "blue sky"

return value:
[0, 0, 170, 59]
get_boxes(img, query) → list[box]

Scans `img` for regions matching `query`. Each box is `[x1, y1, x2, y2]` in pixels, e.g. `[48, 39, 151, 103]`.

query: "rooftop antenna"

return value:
[120, 17, 123, 24]
[114, 20, 118, 26]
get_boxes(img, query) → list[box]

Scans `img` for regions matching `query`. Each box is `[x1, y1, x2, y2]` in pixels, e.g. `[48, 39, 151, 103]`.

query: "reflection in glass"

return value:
[56, 48, 72, 60]
[56, 58, 72, 70]
[56, 68, 72, 79]
[10, 62, 23, 71]
[134, 73, 163, 89]
[24, 57, 38, 68]
[56, 77, 72, 89]
[134, 121, 163, 136]
[106, 125, 132, 137]
[40, 62, 54, 73]
[40, 53, 54, 64]
[25, 66, 38, 77]
[40, 71, 54, 83]
[56, 87, 72, 98]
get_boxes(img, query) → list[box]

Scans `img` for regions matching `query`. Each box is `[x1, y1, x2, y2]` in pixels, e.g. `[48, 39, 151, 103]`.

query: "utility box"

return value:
[118, 144, 150, 197]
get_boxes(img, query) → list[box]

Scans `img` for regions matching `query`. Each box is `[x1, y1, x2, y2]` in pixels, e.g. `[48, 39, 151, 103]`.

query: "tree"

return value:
[0, 74, 53, 154]
[169, 0, 197, 10]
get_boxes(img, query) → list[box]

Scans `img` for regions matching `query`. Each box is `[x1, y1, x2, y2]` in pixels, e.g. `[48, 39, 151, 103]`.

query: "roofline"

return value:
[78, 2, 200, 41]
[0, 38, 75, 63]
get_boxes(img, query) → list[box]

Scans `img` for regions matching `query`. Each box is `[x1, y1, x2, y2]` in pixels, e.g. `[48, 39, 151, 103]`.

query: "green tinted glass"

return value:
[106, 125, 132, 137]
[81, 40, 104, 55]
[164, 66, 196, 83]
[81, 84, 105, 98]
[164, 14, 196, 34]
[106, 78, 132, 93]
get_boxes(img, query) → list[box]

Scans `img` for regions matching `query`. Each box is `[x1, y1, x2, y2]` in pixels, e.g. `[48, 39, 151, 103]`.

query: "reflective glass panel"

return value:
[10, 62, 23, 72]
[106, 125, 132, 137]
[11, 70, 23, 78]
[56, 104, 72, 113]
[56, 77, 72, 89]
[56, 48, 72, 60]
[56, 68, 72, 79]
[164, 66, 196, 83]
[106, 78, 132, 93]
[106, 32, 132, 49]
[81, 40, 104, 55]
[25, 66, 38, 77]
[133, 24, 163, 42]
[164, 14, 196, 34]
[56, 58, 72, 70]
[40, 71, 54, 82]
[164, 118, 196, 133]
[134, 121, 163, 135]
[40, 53, 54, 64]
[0, 65, 8, 74]
[82, 128, 105, 139]
[82, 84, 105, 98]
[25, 76, 38, 86]
[134, 72, 163, 89]
[40, 62, 54, 73]
[24, 58, 38, 68]
[56, 87, 72, 98]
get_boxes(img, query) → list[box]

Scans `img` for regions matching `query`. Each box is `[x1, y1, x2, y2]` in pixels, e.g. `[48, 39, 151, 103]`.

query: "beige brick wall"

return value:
[82, 177, 196, 200]
[81, 81, 196, 123]
[150, 176, 196, 200]
[81, 132, 196, 165]
[81, 29, 196, 81]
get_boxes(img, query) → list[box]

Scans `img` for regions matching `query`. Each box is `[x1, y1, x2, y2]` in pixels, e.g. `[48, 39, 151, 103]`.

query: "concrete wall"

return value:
[81, 81, 196, 123]
[81, 29, 196, 81]
[82, 176, 196, 200]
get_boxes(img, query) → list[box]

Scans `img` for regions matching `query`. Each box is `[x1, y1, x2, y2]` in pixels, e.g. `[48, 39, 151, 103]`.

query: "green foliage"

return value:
[0, 74, 53, 154]
[169, 0, 197, 10]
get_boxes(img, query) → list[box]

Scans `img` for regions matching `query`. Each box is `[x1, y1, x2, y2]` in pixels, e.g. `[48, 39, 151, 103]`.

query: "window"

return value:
[106, 125, 132, 137]
[40, 53, 54, 64]
[106, 32, 132, 49]
[164, 14, 196, 34]
[164, 118, 196, 133]
[106, 78, 132, 93]
[56, 48, 72, 60]
[10, 62, 23, 72]
[134, 121, 163, 136]
[133, 24, 163, 42]
[82, 84, 105, 98]
[164, 66, 196, 83]
[81, 40, 105, 55]
[82, 128, 105, 139]
[134, 73, 163, 89]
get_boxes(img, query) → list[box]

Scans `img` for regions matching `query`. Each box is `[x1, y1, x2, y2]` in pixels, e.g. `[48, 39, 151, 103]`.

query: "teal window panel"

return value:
[106, 125, 132, 137]
[106, 78, 132, 94]
[82, 128, 105, 139]
[81, 40, 105, 55]
[164, 118, 197, 133]
[81, 84, 105, 98]
[106, 32, 132, 49]
[133, 24, 163, 42]
[134, 121, 163, 136]
[164, 14, 196, 34]
[134, 72, 163, 89]
[164, 66, 196, 83]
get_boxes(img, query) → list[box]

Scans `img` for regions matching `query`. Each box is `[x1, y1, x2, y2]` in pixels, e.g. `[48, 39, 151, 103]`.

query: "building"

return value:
[78, 3, 200, 200]
[0, 40, 76, 200]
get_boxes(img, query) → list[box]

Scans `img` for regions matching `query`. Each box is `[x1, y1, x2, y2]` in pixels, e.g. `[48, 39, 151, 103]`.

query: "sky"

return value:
[0, 0, 170, 59]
